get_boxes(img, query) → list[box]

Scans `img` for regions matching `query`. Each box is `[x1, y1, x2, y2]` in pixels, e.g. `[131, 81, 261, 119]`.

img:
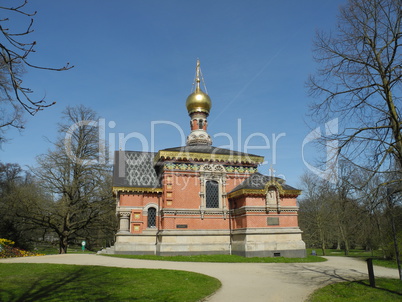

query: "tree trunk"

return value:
[390, 221, 402, 281]
[59, 236, 68, 254]
[389, 203, 402, 281]
[339, 225, 349, 256]
[320, 230, 326, 256]
[344, 239, 350, 256]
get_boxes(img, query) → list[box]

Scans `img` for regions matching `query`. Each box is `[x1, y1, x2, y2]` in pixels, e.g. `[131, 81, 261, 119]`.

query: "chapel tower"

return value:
[186, 59, 212, 146]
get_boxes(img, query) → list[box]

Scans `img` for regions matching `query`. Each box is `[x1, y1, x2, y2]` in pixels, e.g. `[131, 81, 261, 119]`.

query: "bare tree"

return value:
[0, 0, 72, 143]
[21, 105, 116, 254]
[308, 0, 402, 186]
[299, 172, 335, 255]
[300, 172, 380, 258]
[386, 186, 402, 278]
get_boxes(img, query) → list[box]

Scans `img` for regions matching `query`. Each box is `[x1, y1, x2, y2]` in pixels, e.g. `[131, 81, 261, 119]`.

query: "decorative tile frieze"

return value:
[155, 150, 264, 165]
[228, 188, 301, 199]
[113, 186, 162, 193]
[231, 206, 299, 216]
[163, 162, 258, 174]
[161, 209, 230, 216]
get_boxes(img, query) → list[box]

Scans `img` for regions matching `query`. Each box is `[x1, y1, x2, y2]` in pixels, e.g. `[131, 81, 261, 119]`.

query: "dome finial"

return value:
[195, 59, 201, 91]
[192, 59, 208, 94]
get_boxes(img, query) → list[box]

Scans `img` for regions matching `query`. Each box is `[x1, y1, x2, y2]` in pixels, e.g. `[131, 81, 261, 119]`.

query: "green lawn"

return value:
[306, 248, 383, 257]
[306, 248, 399, 269]
[0, 263, 221, 302]
[307, 278, 402, 302]
[33, 244, 96, 255]
[103, 253, 326, 263]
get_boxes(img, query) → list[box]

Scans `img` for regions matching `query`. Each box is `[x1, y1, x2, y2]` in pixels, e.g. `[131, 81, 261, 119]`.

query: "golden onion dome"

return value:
[186, 89, 212, 114]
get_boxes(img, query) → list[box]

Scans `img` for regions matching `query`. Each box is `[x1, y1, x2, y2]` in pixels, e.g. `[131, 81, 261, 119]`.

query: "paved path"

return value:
[0, 255, 399, 301]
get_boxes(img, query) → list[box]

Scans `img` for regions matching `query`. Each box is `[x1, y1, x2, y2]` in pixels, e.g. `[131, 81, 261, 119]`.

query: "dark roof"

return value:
[113, 151, 161, 188]
[230, 172, 298, 193]
[161, 145, 262, 158]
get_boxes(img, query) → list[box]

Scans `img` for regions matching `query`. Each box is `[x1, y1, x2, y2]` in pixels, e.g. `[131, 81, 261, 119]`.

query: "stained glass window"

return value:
[206, 180, 219, 208]
[148, 207, 156, 228]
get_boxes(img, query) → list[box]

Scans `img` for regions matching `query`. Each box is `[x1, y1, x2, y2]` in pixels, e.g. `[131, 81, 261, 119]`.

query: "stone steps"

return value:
[97, 246, 115, 254]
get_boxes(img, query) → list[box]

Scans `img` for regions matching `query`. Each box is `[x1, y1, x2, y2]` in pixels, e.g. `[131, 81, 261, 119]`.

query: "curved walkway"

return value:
[0, 255, 399, 301]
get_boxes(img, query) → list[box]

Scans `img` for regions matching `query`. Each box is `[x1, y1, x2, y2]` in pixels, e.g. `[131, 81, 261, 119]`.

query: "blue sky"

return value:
[1, 0, 345, 187]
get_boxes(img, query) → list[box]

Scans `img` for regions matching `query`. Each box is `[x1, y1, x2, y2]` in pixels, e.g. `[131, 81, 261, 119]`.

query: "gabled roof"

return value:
[113, 151, 161, 193]
[155, 145, 264, 165]
[228, 172, 301, 198]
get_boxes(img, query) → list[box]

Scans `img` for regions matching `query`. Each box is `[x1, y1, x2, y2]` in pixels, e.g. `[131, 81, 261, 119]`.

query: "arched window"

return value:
[206, 180, 219, 208]
[147, 207, 156, 228]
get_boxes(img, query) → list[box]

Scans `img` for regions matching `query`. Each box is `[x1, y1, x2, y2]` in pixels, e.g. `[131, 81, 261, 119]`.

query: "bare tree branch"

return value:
[0, 0, 73, 144]
[308, 0, 402, 182]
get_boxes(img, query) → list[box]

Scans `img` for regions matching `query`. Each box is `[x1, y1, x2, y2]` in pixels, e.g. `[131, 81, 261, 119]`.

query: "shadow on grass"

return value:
[0, 264, 220, 302]
[0, 267, 116, 302]
[275, 263, 401, 298]
[353, 279, 402, 296]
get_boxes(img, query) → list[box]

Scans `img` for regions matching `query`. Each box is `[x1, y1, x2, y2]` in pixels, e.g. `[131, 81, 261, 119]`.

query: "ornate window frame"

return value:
[266, 186, 279, 205]
[143, 203, 158, 229]
[199, 164, 227, 211]
[265, 182, 283, 213]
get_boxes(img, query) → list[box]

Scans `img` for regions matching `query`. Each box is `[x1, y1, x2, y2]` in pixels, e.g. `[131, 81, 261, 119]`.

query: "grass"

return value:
[372, 258, 400, 269]
[34, 244, 96, 255]
[306, 248, 400, 269]
[307, 278, 402, 302]
[35, 243, 326, 263]
[103, 253, 327, 263]
[306, 248, 383, 257]
[0, 263, 221, 302]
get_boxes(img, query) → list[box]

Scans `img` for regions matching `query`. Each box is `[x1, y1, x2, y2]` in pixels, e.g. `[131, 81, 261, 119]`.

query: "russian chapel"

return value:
[106, 60, 306, 257]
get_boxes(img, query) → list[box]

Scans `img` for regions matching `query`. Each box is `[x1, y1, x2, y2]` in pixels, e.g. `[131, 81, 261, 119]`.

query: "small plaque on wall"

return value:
[176, 224, 188, 228]
[267, 217, 279, 226]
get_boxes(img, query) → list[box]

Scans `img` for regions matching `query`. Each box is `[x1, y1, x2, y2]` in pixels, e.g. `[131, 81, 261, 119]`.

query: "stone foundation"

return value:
[155, 230, 231, 256]
[231, 227, 306, 258]
[114, 230, 158, 255]
[111, 228, 306, 257]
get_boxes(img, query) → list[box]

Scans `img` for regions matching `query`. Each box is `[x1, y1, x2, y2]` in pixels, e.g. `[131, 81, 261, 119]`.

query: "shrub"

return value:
[0, 238, 44, 258]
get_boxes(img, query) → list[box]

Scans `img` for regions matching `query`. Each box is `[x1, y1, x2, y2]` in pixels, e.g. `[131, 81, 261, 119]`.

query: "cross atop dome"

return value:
[186, 60, 213, 146]
[186, 59, 212, 115]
